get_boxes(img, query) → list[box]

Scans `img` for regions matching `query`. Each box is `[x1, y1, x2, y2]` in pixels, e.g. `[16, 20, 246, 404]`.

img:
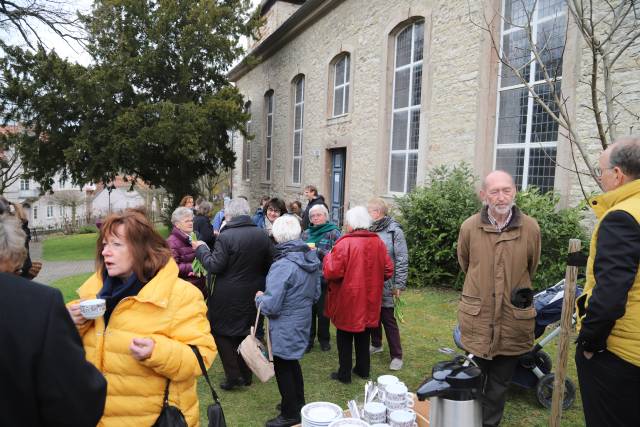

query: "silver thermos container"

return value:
[416, 358, 483, 427]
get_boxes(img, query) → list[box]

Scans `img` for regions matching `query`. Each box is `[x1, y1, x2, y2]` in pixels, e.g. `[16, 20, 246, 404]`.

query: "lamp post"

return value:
[107, 183, 116, 213]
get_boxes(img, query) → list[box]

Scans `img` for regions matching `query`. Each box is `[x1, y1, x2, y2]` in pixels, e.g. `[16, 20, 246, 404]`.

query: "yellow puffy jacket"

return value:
[72, 259, 217, 427]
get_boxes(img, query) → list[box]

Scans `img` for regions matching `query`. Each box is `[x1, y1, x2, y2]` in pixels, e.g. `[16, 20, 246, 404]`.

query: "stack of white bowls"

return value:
[301, 402, 344, 427]
[328, 418, 371, 427]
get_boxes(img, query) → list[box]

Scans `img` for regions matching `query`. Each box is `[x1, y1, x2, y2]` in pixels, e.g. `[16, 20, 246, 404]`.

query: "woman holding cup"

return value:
[67, 209, 217, 426]
[301, 204, 341, 352]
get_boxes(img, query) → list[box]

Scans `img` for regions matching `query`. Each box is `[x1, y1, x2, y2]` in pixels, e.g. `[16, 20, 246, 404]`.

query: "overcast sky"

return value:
[3, 0, 262, 66]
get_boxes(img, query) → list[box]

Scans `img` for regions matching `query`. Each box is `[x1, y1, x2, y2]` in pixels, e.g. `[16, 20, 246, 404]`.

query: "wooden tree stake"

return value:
[549, 239, 581, 427]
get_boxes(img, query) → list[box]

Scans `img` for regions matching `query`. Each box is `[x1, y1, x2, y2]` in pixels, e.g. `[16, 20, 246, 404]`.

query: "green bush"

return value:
[516, 188, 588, 290]
[396, 163, 480, 288]
[396, 163, 588, 291]
[77, 225, 98, 234]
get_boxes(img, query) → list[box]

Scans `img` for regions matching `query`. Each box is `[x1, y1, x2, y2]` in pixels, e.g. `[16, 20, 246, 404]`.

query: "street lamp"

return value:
[107, 183, 116, 213]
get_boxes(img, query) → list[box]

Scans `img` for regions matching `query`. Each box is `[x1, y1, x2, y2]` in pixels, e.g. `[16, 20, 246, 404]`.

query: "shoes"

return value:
[320, 342, 331, 352]
[265, 414, 301, 427]
[370, 345, 383, 355]
[219, 377, 250, 391]
[352, 367, 369, 379]
[389, 358, 403, 371]
[330, 371, 351, 384]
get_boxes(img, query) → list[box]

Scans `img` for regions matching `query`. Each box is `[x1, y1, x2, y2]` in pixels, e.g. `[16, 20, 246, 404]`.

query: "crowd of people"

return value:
[2, 136, 640, 427]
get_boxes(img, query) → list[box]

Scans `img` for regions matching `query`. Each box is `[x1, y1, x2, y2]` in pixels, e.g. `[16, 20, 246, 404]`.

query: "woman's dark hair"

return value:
[263, 198, 288, 216]
[97, 209, 171, 283]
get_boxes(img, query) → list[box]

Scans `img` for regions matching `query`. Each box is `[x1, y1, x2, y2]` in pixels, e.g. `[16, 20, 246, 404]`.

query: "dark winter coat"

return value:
[193, 214, 215, 248]
[195, 215, 274, 336]
[323, 230, 394, 332]
[166, 227, 206, 296]
[301, 195, 327, 230]
[0, 273, 107, 427]
[256, 240, 321, 360]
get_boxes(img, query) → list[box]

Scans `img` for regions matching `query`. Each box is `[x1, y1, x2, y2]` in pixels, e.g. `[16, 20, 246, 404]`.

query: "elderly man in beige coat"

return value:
[457, 170, 541, 427]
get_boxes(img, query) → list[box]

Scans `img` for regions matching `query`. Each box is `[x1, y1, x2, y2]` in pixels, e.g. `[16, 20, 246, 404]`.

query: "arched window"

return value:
[242, 101, 252, 181]
[389, 20, 424, 193]
[331, 53, 350, 117]
[292, 76, 305, 185]
[264, 90, 274, 181]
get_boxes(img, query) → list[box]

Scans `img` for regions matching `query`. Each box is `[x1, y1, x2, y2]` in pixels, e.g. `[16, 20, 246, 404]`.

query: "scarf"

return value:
[98, 270, 144, 326]
[370, 216, 393, 232]
[306, 222, 340, 244]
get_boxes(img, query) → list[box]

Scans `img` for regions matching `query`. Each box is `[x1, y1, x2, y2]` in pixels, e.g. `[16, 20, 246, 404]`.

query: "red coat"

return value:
[323, 230, 394, 332]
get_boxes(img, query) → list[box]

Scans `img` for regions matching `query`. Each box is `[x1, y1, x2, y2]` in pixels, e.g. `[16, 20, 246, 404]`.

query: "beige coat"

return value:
[457, 206, 541, 359]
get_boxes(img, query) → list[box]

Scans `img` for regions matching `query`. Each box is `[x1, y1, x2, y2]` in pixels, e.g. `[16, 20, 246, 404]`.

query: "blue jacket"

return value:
[252, 207, 265, 228]
[256, 240, 321, 360]
[212, 210, 225, 231]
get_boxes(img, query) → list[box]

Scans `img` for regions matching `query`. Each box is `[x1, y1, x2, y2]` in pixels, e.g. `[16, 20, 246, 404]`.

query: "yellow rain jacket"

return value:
[72, 259, 217, 426]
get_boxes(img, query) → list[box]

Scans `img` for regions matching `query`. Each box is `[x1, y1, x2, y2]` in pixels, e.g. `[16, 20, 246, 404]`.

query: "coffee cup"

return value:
[388, 409, 417, 427]
[363, 402, 387, 424]
[79, 299, 106, 319]
[377, 374, 400, 401]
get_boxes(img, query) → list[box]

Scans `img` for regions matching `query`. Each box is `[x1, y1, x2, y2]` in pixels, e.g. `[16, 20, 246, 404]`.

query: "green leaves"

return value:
[1, 0, 256, 202]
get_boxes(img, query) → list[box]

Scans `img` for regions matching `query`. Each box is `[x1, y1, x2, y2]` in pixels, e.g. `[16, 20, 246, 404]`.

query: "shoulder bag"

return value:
[238, 304, 275, 382]
[191, 345, 227, 427]
[151, 379, 188, 427]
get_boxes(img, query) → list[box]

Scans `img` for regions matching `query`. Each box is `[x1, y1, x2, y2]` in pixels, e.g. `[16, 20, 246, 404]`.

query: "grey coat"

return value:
[255, 240, 321, 360]
[374, 218, 409, 307]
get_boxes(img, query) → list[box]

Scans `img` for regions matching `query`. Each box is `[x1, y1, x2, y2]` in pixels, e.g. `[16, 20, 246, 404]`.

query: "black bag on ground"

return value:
[152, 379, 188, 427]
[190, 345, 227, 427]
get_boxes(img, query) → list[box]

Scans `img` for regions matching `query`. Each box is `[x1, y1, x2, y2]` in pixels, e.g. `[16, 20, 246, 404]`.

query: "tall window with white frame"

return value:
[389, 20, 424, 194]
[242, 101, 252, 181]
[494, 0, 566, 192]
[333, 54, 350, 117]
[265, 91, 274, 181]
[292, 76, 305, 185]
[20, 178, 29, 191]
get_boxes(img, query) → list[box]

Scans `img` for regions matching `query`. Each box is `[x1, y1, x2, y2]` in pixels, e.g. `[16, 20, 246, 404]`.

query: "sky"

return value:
[2, 0, 262, 66]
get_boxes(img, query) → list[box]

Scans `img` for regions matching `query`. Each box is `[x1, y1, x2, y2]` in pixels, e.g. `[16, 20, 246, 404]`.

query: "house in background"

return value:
[229, 0, 640, 223]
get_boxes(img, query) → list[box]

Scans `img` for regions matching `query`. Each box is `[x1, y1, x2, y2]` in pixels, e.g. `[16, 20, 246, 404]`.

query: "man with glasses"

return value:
[576, 136, 640, 427]
[457, 170, 541, 427]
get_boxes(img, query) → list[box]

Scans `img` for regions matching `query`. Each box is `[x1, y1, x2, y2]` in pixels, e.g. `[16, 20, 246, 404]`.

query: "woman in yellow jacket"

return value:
[68, 209, 217, 426]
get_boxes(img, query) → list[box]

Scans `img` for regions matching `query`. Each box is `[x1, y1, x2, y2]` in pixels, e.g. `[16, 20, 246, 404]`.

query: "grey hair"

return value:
[0, 214, 27, 270]
[344, 206, 371, 230]
[225, 197, 250, 219]
[609, 136, 640, 180]
[171, 206, 193, 225]
[309, 204, 329, 220]
[272, 215, 302, 243]
[196, 201, 212, 216]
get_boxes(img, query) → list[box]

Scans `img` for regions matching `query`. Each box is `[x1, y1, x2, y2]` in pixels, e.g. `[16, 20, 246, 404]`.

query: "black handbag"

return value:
[152, 379, 188, 427]
[190, 345, 227, 427]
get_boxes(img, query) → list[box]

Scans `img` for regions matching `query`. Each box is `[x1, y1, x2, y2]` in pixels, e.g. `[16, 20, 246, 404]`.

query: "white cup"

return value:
[388, 409, 417, 427]
[384, 397, 414, 410]
[79, 298, 106, 319]
[385, 383, 415, 404]
[363, 402, 387, 424]
[377, 375, 400, 401]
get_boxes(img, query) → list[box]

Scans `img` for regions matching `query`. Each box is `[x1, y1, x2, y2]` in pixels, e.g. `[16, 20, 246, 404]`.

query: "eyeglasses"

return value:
[267, 207, 280, 213]
[593, 165, 613, 178]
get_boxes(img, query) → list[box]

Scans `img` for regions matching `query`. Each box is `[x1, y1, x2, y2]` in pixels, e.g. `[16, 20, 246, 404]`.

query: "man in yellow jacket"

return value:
[576, 136, 640, 427]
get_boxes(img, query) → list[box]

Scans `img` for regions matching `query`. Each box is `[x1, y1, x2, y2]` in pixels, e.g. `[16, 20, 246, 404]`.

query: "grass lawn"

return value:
[42, 226, 171, 262]
[50, 276, 584, 427]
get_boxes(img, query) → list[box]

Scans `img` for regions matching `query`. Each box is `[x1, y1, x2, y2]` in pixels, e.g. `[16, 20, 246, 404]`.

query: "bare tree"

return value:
[0, 143, 21, 193]
[471, 0, 640, 194]
[196, 171, 231, 202]
[51, 188, 83, 233]
[0, 0, 84, 49]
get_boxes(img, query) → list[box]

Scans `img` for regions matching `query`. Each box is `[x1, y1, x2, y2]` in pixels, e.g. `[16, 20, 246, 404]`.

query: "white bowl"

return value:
[328, 418, 370, 427]
[79, 298, 106, 319]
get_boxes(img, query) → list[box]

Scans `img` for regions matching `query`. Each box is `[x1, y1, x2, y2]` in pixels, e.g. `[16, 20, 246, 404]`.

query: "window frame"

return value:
[19, 178, 29, 191]
[387, 20, 425, 195]
[292, 76, 305, 185]
[332, 54, 350, 117]
[493, 0, 566, 191]
[264, 90, 274, 182]
[46, 204, 54, 218]
[242, 101, 252, 182]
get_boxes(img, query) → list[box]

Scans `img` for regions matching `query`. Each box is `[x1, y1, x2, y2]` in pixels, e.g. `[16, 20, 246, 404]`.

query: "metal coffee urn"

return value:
[416, 350, 483, 427]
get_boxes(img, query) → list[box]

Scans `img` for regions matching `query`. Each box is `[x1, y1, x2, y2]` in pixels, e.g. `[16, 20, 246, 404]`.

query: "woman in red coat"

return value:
[323, 206, 394, 383]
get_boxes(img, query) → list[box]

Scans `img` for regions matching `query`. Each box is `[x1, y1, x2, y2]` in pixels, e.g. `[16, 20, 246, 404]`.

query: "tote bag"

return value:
[238, 304, 275, 382]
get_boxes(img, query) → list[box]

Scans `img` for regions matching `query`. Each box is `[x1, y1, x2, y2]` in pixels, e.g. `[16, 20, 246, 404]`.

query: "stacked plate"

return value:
[301, 402, 344, 427]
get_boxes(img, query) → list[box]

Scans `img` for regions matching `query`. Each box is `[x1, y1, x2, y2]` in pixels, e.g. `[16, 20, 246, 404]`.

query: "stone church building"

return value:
[229, 0, 640, 224]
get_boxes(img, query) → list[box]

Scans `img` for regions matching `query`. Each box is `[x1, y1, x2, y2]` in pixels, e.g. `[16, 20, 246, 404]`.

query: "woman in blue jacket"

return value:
[255, 215, 321, 427]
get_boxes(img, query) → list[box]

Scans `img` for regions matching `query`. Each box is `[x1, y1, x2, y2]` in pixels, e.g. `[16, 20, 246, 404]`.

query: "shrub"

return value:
[516, 188, 588, 290]
[77, 225, 98, 234]
[396, 163, 588, 291]
[396, 163, 480, 289]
